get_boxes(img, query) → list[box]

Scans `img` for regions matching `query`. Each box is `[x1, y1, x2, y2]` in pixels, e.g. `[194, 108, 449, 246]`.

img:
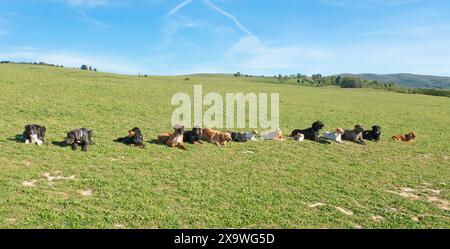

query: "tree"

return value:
[88, 66, 92, 71]
[339, 77, 363, 88]
[80, 65, 88, 70]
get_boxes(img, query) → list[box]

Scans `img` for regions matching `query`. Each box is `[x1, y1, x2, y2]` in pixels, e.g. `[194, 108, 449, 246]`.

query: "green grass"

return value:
[0, 64, 449, 229]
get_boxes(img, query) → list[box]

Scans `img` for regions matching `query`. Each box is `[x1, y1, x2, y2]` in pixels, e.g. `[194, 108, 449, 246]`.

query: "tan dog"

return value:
[392, 132, 416, 142]
[202, 128, 232, 146]
[157, 125, 187, 150]
[261, 128, 285, 141]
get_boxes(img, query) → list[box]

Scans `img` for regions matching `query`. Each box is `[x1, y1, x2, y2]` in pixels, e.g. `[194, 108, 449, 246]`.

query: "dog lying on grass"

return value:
[342, 125, 366, 145]
[230, 129, 259, 143]
[157, 125, 187, 150]
[23, 124, 46, 145]
[202, 128, 232, 146]
[231, 132, 247, 143]
[116, 127, 145, 148]
[323, 128, 345, 144]
[261, 128, 285, 141]
[293, 133, 305, 141]
[65, 128, 93, 152]
[183, 127, 203, 145]
[290, 121, 330, 144]
[363, 125, 382, 142]
[392, 132, 416, 142]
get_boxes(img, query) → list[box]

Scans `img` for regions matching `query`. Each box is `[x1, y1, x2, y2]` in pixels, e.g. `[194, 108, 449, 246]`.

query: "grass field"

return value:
[0, 64, 449, 229]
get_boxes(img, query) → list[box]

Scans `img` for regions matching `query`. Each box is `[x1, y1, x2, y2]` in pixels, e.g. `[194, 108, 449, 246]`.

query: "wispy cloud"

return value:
[166, 0, 255, 37]
[0, 48, 143, 74]
[166, 0, 193, 16]
[201, 0, 254, 37]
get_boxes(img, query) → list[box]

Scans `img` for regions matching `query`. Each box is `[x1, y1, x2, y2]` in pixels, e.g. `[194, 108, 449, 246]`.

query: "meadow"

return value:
[0, 64, 449, 228]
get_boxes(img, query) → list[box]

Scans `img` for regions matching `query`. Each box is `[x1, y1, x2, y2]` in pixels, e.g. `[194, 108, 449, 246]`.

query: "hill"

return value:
[0, 64, 449, 228]
[343, 73, 450, 89]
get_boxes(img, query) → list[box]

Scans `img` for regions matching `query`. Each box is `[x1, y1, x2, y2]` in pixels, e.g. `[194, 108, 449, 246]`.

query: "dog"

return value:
[230, 129, 259, 143]
[261, 128, 285, 141]
[290, 121, 330, 144]
[342, 125, 366, 145]
[392, 132, 416, 142]
[293, 133, 305, 142]
[23, 124, 46, 145]
[363, 125, 382, 142]
[157, 125, 187, 150]
[117, 127, 145, 148]
[245, 129, 259, 141]
[65, 128, 93, 152]
[183, 126, 203, 145]
[202, 128, 232, 146]
[231, 132, 248, 143]
[323, 128, 345, 144]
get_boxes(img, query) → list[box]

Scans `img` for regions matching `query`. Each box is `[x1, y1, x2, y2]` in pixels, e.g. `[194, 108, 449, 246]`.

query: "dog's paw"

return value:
[25, 140, 30, 144]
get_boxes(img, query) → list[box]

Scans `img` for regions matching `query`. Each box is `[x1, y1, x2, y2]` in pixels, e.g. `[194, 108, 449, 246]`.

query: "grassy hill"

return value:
[0, 64, 449, 228]
[343, 73, 450, 89]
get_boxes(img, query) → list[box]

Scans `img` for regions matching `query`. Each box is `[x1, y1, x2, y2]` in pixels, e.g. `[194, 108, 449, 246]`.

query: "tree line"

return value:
[234, 72, 450, 98]
[1, 61, 98, 72]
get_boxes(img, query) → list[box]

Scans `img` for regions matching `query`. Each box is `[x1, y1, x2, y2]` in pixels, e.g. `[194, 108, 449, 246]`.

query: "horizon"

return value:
[1, 0, 450, 76]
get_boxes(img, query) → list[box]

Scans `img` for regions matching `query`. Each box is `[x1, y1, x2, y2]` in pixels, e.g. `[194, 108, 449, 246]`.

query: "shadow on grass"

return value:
[148, 139, 161, 145]
[7, 134, 24, 143]
[51, 141, 69, 148]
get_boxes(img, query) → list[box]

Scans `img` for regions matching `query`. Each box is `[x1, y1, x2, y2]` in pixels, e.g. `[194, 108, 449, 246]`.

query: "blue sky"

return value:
[1, 0, 450, 76]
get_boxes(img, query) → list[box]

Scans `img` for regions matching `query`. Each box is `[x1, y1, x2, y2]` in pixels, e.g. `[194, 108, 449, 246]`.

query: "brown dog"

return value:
[157, 125, 187, 150]
[202, 128, 232, 146]
[392, 132, 416, 142]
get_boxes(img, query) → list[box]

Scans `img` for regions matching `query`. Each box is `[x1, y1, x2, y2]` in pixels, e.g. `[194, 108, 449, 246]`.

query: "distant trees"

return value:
[338, 77, 363, 88]
[80, 65, 97, 71]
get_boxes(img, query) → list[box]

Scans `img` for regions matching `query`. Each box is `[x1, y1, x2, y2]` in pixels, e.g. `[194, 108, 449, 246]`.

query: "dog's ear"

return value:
[38, 126, 46, 136]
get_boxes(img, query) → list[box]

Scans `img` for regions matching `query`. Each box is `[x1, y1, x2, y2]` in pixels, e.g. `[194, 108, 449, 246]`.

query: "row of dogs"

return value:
[21, 121, 417, 151]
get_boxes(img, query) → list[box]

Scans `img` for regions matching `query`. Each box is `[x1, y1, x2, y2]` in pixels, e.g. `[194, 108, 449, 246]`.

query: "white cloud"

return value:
[0, 48, 144, 74]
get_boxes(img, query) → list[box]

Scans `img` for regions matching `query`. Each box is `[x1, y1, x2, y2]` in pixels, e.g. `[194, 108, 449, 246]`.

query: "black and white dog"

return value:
[23, 124, 46, 145]
[290, 121, 331, 144]
[117, 127, 145, 148]
[363, 125, 382, 142]
[65, 128, 93, 152]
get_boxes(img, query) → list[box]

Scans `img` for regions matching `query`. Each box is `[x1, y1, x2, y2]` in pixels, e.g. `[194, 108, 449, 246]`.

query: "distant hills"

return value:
[342, 73, 450, 89]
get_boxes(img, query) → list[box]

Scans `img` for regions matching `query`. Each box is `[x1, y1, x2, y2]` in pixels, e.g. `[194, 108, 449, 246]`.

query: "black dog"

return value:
[342, 125, 366, 145]
[290, 121, 331, 144]
[23, 124, 46, 145]
[230, 132, 248, 143]
[363, 125, 382, 142]
[117, 127, 145, 148]
[183, 127, 203, 145]
[65, 128, 93, 152]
